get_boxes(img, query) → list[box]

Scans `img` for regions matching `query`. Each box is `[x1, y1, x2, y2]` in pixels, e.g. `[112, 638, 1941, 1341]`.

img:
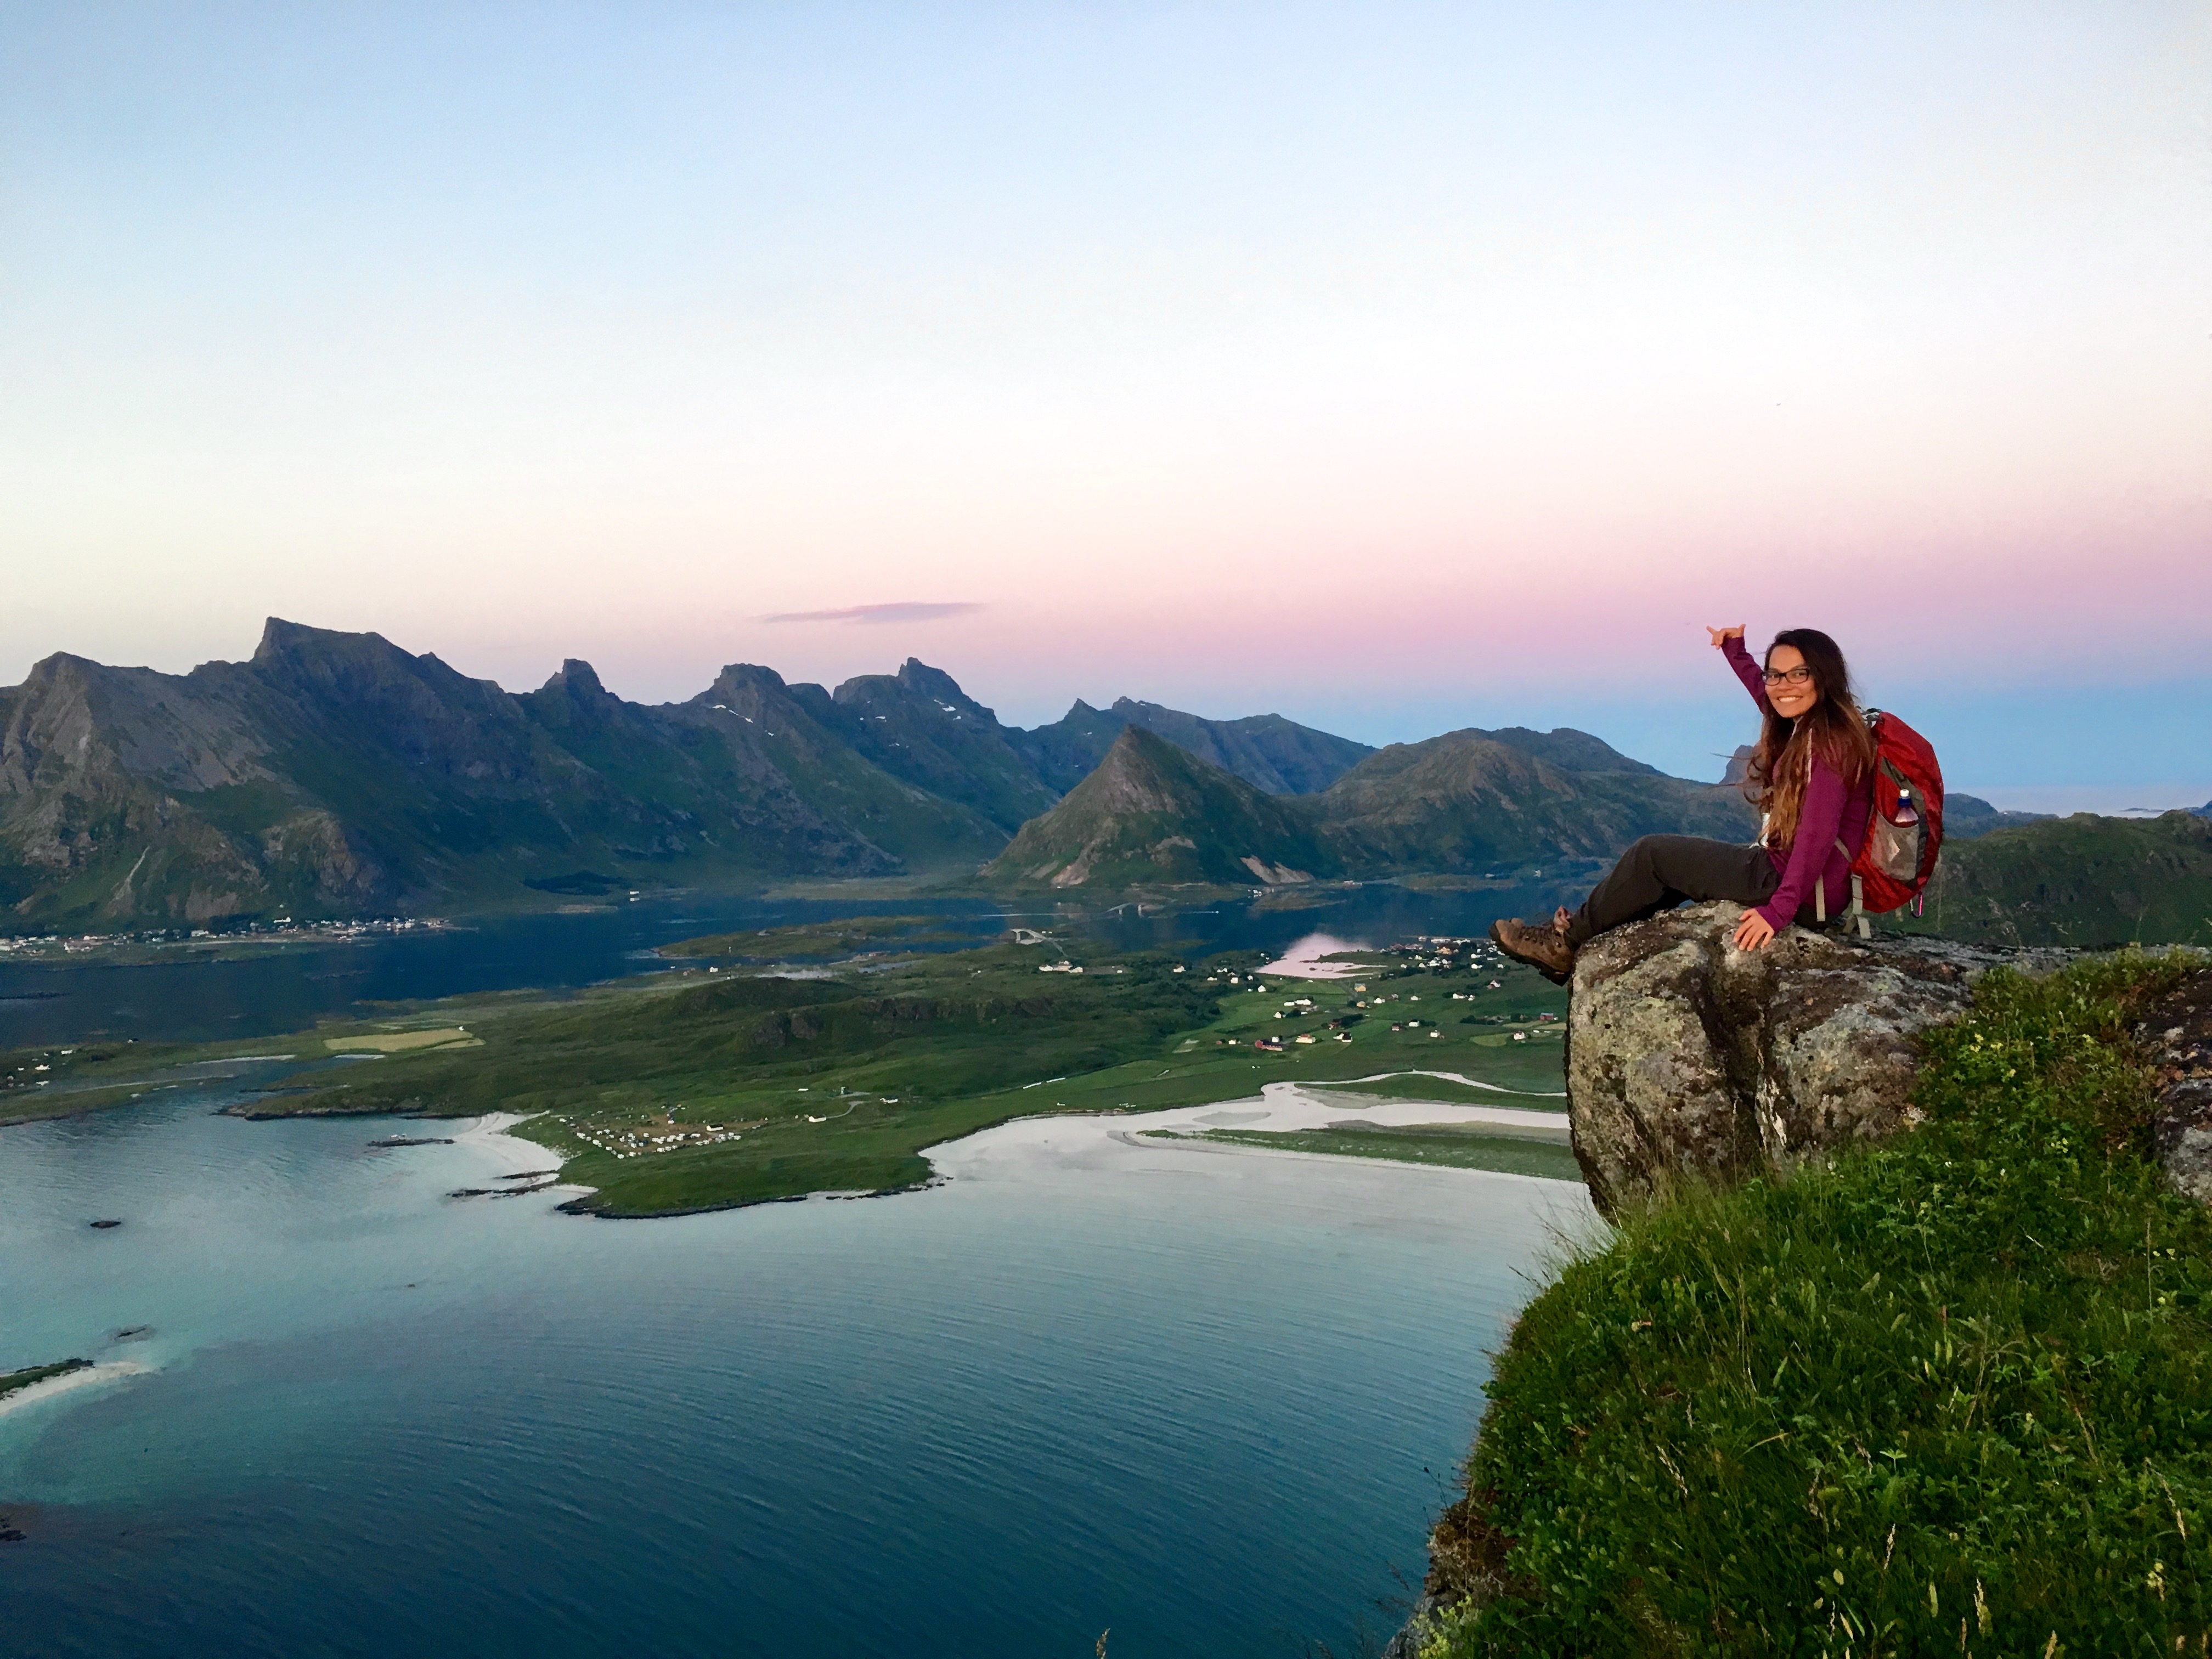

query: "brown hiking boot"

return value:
[1489, 916, 1576, 985]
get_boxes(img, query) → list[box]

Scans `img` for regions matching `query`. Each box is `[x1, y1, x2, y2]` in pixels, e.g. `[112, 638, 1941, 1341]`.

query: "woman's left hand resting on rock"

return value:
[1733, 909, 1776, 952]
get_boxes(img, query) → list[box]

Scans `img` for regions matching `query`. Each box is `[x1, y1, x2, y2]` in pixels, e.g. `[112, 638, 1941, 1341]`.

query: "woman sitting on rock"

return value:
[1490, 625, 1876, 982]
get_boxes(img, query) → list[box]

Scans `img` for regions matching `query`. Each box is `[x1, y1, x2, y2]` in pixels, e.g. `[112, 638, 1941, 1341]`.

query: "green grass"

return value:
[0, 1081, 170, 1124]
[1886, 811, 2212, 949]
[244, 944, 1216, 1214]
[0, 1358, 91, 1400]
[1426, 951, 2212, 1657]
[0, 1038, 221, 1125]
[200, 945, 1566, 1215]
[1164, 1124, 1583, 1182]
[1, 935, 1567, 1215]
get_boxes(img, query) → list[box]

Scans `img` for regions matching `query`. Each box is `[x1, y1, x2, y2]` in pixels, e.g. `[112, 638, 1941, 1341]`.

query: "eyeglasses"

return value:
[1762, 666, 1814, 688]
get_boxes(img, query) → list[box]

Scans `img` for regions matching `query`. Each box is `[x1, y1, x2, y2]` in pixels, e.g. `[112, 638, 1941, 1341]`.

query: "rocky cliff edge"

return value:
[1564, 902, 2067, 1216]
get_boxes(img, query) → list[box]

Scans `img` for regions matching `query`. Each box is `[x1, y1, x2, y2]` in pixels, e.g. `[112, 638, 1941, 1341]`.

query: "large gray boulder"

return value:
[2142, 968, 2212, 1204]
[1564, 902, 2046, 1216]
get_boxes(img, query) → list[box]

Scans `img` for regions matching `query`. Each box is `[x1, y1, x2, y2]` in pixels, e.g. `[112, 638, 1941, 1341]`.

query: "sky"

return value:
[3, 3, 2207, 807]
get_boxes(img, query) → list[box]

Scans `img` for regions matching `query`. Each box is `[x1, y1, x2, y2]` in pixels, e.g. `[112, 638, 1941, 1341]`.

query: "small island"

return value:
[0, 1358, 91, 1402]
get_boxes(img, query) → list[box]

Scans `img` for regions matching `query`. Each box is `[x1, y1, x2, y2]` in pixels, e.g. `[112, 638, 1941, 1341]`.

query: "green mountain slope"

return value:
[0, 640, 400, 926]
[671, 663, 1005, 873]
[985, 726, 1336, 889]
[1890, 810, 2212, 946]
[0, 622, 1000, 930]
[1314, 729, 1757, 872]
[1427, 956, 2209, 1653]
[817, 659, 1060, 833]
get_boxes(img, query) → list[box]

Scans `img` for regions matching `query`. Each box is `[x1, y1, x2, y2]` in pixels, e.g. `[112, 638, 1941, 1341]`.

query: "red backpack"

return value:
[1821, 710, 1944, 936]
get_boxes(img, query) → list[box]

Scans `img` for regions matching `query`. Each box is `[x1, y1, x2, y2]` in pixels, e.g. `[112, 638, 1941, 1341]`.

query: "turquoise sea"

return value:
[1, 1077, 1588, 1657]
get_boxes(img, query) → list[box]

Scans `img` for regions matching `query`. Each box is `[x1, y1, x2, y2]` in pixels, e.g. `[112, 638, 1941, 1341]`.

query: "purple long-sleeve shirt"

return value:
[1723, 636, 1872, 930]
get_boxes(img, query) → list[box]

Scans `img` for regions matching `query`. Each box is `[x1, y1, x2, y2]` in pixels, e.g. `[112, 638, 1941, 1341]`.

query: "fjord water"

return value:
[0, 882, 1562, 1047]
[0, 895, 1021, 1047]
[2, 1086, 1586, 1658]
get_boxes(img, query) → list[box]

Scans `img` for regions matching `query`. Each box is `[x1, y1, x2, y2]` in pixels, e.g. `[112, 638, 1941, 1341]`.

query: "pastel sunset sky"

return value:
[4, 4, 2206, 808]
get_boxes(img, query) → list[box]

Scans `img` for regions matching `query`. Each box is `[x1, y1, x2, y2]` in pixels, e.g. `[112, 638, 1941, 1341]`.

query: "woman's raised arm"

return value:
[1710, 625, 1767, 709]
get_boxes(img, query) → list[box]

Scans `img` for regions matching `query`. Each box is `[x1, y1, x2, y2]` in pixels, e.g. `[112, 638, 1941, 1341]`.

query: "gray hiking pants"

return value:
[1564, 835, 1781, 947]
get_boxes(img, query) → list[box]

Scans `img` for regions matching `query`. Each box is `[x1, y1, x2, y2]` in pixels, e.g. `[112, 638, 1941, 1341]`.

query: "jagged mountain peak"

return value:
[833, 658, 991, 719]
[524, 659, 630, 735]
[698, 663, 793, 703]
[891, 658, 978, 708]
[244, 618, 493, 712]
[15, 651, 109, 695]
[253, 617, 404, 663]
[1020, 696, 1375, 797]
[540, 659, 608, 697]
[1110, 696, 1191, 719]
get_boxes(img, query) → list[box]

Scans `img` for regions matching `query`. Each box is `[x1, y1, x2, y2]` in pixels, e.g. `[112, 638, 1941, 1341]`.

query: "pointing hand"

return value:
[1706, 625, 1745, 649]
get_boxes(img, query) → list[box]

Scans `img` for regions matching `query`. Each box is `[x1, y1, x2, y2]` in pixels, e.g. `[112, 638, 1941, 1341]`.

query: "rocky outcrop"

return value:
[2142, 968, 2212, 1204]
[1379, 1490, 1525, 1657]
[1564, 902, 2057, 1217]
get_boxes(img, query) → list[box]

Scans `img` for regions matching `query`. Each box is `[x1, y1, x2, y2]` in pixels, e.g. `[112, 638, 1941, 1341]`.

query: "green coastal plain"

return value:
[0, 925, 1572, 1214]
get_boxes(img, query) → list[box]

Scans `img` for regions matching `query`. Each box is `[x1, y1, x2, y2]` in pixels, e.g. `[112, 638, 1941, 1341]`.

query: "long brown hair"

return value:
[1743, 628, 1876, 849]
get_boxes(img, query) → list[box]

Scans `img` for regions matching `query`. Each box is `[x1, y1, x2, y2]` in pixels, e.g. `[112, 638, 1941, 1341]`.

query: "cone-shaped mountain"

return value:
[985, 726, 1336, 889]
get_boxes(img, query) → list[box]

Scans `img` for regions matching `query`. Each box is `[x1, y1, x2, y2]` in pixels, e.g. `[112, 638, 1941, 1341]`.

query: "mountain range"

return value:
[986, 721, 1765, 891]
[0, 618, 2049, 930]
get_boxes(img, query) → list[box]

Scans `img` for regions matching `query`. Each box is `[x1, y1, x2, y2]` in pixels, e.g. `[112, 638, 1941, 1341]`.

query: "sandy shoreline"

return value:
[448, 1110, 543, 1162]
[448, 1084, 1573, 1218]
[445, 1111, 594, 1198]
[1249, 931, 1384, 980]
[927, 1079, 1592, 1195]
[1321, 1065, 1564, 1103]
[0, 1360, 153, 1419]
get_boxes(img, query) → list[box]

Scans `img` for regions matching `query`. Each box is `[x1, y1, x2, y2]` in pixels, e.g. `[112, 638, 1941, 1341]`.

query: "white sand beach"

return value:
[0, 1359, 153, 1419]
[927, 1079, 1594, 1222]
[1248, 932, 1383, 980]
[446, 1112, 593, 1197]
[449, 1110, 543, 1163]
